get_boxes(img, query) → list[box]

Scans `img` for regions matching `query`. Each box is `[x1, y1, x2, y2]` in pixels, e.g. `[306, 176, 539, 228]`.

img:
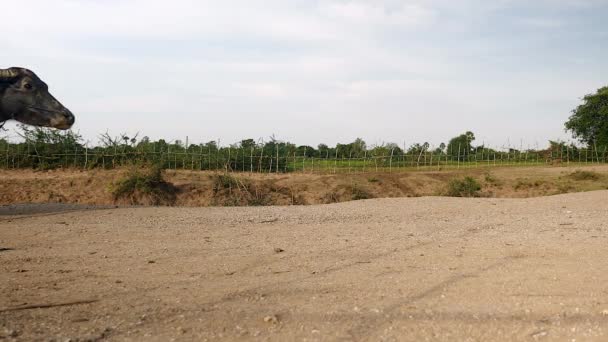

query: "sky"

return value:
[1, 0, 607, 149]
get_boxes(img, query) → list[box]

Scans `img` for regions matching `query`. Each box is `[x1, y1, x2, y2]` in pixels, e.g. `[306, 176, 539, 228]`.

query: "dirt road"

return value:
[2, 191, 608, 341]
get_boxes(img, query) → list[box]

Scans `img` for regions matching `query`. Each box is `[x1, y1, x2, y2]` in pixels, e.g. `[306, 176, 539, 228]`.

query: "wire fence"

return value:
[1, 141, 607, 173]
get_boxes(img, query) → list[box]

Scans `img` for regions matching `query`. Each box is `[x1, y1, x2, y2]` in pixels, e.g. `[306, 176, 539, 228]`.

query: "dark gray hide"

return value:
[0, 67, 74, 129]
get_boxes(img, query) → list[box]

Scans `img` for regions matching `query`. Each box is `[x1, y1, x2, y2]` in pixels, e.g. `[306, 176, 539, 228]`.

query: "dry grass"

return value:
[568, 170, 602, 181]
[445, 177, 482, 197]
[110, 166, 178, 205]
[1, 165, 608, 206]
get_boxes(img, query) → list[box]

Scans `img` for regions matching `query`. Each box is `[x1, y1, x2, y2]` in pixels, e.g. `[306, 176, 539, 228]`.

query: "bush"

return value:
[213, 173, 243, 190]
[110, 166, 177, 205]
[446, 177, 481, 197]
[513, 178, 546, 190]
[211, 173, 271, 206]
[484, 172, 502, 186]
[568, 170, 600, 181]
[350, 183, 372, 200]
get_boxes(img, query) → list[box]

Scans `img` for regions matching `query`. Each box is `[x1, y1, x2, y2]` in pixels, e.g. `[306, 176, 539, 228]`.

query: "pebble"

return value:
[263, 315, 279, 324]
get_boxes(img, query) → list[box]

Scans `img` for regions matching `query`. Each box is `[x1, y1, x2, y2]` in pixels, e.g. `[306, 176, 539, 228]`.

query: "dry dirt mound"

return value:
[1, 191, 608, 341]
[1, 165, 608, 207]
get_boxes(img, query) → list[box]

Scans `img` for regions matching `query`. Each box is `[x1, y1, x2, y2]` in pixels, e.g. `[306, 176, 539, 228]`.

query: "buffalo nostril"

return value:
[63, 112, 75, 124]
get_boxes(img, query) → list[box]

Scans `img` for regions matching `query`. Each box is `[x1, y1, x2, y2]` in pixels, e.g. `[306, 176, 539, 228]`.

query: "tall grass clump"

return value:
[350, 183, 373, 200]
[211, 173, 271, 206]
[110, 165, 177, 205]
[568, 170, 601, 181]
[446, 177, 482, 197]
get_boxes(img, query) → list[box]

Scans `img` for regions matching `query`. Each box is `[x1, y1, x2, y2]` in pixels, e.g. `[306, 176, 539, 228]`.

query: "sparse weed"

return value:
[110, 166, 177, 205]
[211, 173, 274, 206]
[322, 183, 374, 203]
[350, 183, 372, 200]
[513, 178, 546, 190]
[568, 170, 601, 181]
[446, 177, 481, 197]
[484, 172, 502, 186]
[556, 182, 575, 194]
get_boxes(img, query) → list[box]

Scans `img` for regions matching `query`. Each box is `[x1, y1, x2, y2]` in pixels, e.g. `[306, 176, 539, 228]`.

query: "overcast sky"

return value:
[1, 0, 607, 148]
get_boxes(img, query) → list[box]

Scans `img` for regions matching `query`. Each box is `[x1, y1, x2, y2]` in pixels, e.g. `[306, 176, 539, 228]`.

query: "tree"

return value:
[317, 143, 332, 158]
[447, 131, 475, 156]
[239, 139, 257, 150]
[565, 86, 608, 149]
[336, 138, 368, 158]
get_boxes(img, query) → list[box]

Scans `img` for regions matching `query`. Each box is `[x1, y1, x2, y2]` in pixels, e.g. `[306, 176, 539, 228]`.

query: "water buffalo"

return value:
[0, 67, 75, 130]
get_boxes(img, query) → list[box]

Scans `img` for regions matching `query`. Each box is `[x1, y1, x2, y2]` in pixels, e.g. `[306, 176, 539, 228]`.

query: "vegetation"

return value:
[110, 166, 177, 205]
[1, 125, 607, 173]
[447, 131, 476, 157]
[565, 86, 608, 150]
[568, 170, 601, 181]
[350, 183, 373, 201]
[483, 172, 502, 186]
[210, 173, 280, 206]
[446, 177, 482, 197]
[513, 178, 546, 190]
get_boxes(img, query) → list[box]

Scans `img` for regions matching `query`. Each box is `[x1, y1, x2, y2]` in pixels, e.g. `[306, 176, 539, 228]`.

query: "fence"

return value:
[1, 141, 606, 173]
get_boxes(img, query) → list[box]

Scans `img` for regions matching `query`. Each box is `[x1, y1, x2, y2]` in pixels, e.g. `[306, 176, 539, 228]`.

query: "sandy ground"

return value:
[1, 191, 608, 341]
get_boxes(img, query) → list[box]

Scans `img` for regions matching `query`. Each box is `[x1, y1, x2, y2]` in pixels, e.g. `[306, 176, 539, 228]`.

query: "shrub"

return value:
[110, 166, 177, 205]
[513, 178, 546, 190]
[568, 170, 600, 181]
[446, 177, 481, 197]
[213, 173, 243, 191]
[350, 183, 372, 200]
[211, 173, 273, 206]
[322, 183, 374, 203]
[484, 172, 502, 186]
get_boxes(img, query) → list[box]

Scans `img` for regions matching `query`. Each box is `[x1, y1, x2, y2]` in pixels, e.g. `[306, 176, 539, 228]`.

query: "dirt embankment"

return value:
[1, 165, 608, 206]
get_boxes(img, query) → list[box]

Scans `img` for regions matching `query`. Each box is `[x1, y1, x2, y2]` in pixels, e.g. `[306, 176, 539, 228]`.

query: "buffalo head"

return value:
[0, 67, 75, 130]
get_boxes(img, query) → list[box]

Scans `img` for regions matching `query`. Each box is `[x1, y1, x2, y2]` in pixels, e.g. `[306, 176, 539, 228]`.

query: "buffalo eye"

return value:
[24, 83, 33, 90]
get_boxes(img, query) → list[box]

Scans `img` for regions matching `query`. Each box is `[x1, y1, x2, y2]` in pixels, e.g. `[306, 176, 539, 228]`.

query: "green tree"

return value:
[239, 139, 257, 150]
[336, 138, 368, 158]
[447, 131, 475, 156]
[565, 86, 608, 149]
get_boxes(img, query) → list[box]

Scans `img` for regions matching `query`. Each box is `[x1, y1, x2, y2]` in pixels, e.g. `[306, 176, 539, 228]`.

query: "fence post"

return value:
[250, 147, 253, 173]
[457, 143, 461, 169]
[594, 142, 600, 164]
[267, 146, 272, 173]
[303, 146, 307, 173]
[334, 148, 338, 174]
[276, 144, 279, 174]
[258, 145, 263, 173]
